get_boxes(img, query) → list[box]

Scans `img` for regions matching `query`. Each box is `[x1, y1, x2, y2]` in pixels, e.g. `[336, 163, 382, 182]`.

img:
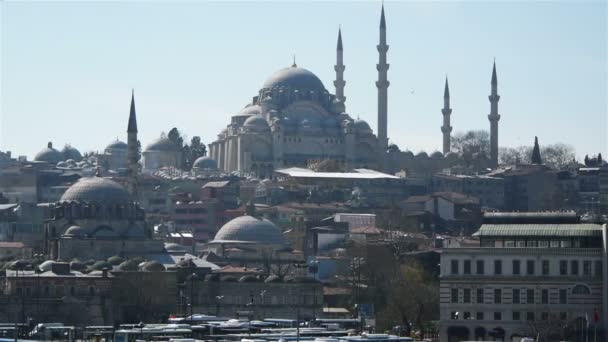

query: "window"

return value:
[541, 289, 548, 304]
[560, 312, 568, 320]
[451, 311, 458, 320]
[477, 288, 484, 303]
[451, 288, 458, 303]
[464, 312, 471, 320]
[476, 312, 484, 320]
[560, 260, 568, 275]
[464, 260, 471, 275]
[494, 260, 502, 275]
[559, 289, 567, 304]
[463, 289, 471, 303]
[551, 240, 560, 248]
[476, 260, 485, 275]
[512, 311, 521, 321]
[526, 260, 535, 275]
[596, 260, 603, 278]
[494, 312, 502, 321]
[561, 240, 571, 248]
[494, 289, 502, 304]
[542, 260, 550, 275]
[571, 260, 579, 275]
[513, 289, 520, 304]
[526, 312, 535, 321]
[572, 284, 591, 295]
[526, 289, 535, 304]
[584, 260, 591, 276]
[451, 260, 459, 275]
[541, 312, 549, 321]
[526, 241, 537, 247]
[512, 260, 521, 275]
[539, 241, 549, 248]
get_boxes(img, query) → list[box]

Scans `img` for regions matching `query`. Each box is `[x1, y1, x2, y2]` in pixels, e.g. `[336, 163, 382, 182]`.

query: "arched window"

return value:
[572, 284, 591, 295]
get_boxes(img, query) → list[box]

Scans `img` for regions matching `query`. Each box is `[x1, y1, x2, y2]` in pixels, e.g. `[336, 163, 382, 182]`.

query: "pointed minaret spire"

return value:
[376, 2, 389, 170]
[126, 90, 139, 197]
[531, 136, 542, 164]
[488, 60, 501, 168]
[334, 26, 346, 107]
[292, 55, 297, 68]
[441, 76, 453, 154]
[128, 89, 138, 133]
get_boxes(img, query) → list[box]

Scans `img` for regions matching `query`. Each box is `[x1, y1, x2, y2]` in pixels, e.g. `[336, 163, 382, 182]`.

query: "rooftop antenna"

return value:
[292, 55, 297, 68]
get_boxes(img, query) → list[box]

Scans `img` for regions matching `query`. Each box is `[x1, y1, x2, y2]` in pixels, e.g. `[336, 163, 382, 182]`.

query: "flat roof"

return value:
[275, 167, 399, 180]
[473, 223, 603, 237]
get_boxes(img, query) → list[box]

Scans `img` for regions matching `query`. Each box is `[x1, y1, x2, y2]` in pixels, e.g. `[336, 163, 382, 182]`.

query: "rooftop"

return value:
[473, 223, 602, 238]
[276, 167, 399, 180]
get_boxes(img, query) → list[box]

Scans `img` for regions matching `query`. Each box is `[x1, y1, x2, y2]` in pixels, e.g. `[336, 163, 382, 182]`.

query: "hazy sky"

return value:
[1, 1, 606, 160]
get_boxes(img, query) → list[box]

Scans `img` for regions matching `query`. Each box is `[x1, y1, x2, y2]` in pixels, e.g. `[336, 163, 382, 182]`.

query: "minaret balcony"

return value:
[376, 80, 390, 88]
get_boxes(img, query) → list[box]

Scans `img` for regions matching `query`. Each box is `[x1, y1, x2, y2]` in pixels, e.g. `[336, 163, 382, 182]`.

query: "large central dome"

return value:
[262, 66, 326, 92]
[60, 176, 132, 204]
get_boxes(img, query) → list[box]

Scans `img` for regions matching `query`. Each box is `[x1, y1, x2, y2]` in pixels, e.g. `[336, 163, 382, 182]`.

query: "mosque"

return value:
[207, 5, 502, 177]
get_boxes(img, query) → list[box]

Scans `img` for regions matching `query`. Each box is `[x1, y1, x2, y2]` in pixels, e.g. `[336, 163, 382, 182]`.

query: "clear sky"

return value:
[1, 0, 606, 160]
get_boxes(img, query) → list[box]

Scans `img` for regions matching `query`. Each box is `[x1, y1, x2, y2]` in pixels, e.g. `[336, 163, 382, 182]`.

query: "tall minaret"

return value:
[334, 27, 346, 106]
[441, 77, 453, 154]
[488, 60, 500, 168]
[127, 89, 139, 197]
[376, 4, 389, 169]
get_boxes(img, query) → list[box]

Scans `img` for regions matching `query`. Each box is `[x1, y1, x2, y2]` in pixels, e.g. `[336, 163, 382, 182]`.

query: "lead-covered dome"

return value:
[212, 215, 287, 245]
[193, 156, 218, 170]
[145, 137, 180, 152]
[61, 145, 83, 162]
[244, 115, 270, 131]
[262, 66, 326, 92]
[60, 176, 132, 204]
[354, 119, 372, 134]
[35, 142, 64, 163]
[105, 140, 127, 151]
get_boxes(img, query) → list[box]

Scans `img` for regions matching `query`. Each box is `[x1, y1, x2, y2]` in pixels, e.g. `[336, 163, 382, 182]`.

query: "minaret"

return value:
[334, 27, 346, 106]
[376, 4, 389, 169]
[488, 60, 500, 168]
[531, 136, 542, 164]
[127, 89, 139, 198]
[441, 77, 453, 154]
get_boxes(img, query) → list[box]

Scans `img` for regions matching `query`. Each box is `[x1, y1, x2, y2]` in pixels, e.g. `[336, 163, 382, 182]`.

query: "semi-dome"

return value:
[35, 142, 64, 163]
[61, 145, 83, 162]
[60, 176, 132, 204]
[105, 140, 128, 151]
[212, 215, 287, 245]
[354, 119, 372, 133]
[262, 66, 326, 92]
[64, 225, 88, 237]
[145, 137, 180, 152]
[243, 115, 270, 131]
[240, 104, 262, 115]
[193, 156, 218, 170]
[141, 260, 166, 272]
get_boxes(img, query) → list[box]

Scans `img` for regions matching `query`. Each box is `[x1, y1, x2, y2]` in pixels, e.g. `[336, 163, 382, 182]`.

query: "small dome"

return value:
[262, 66, 326, 92]
[240, 104, 262, 115]
[60, 176, 132, 205]
[238, 275, 259, 283]
[165, 243, 187, 253]
[39, 260, 56, 272]
[354, 119, 372, 133]
[193, 156, 218, 170]
[35, 142, 63, 163]
[107, 256, 125, 266]
[141, 261, 166, 272]
[415, 151, 429, 159]
[402, 151, 414, 158]
[204, 273, 220, 282]
[430, 151, 444, 159]
[63, 225, 87, 237]
[105, 140, 128, 151]
[69, 260, 86, 271]
[61, 145, 83, 162]
[243, 115, 270, 131]
[117, 259, 139, 271]
[89, 261, 112, 271]
[145, 137, 180, 152]
[445, 151, 459, 160]
[212, 215, 288, 245]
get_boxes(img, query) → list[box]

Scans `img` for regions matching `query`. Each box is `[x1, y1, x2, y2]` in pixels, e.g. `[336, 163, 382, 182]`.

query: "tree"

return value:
[168, 128, 184, 149]
[500, 143, 575, 169]
[531, 136, 542, 164]
[451, 130, 490, 157]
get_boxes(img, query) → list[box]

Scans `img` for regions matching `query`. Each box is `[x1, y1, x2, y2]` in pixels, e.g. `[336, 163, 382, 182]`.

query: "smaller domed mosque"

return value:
[45, 171, 164, 260]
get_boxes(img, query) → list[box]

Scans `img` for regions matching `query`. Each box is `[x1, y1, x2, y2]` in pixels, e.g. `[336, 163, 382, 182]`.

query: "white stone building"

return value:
[439, 212, 608, 341]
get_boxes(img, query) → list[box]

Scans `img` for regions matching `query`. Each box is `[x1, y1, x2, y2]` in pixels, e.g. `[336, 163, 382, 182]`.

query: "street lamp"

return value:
[259, 290, 266, 320]
[189, 273, 199, 320]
